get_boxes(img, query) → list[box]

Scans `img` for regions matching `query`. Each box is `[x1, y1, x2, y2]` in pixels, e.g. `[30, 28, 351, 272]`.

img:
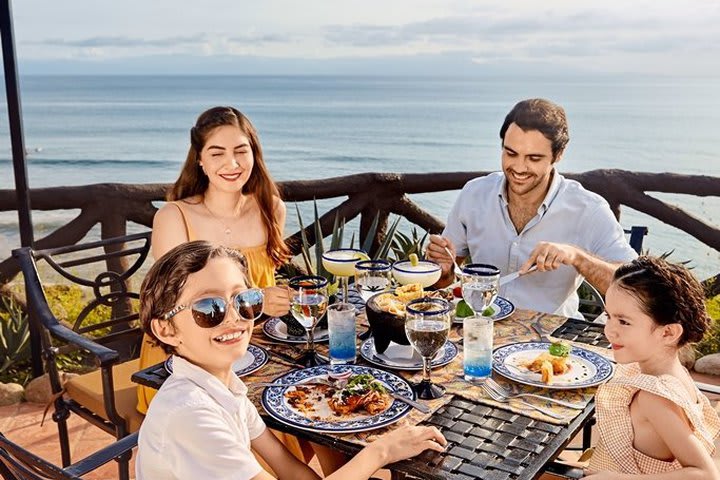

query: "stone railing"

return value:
[1, 169, 719, 286]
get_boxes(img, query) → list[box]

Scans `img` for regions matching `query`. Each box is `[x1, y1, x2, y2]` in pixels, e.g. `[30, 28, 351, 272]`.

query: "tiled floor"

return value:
[2, 374, 719, 480]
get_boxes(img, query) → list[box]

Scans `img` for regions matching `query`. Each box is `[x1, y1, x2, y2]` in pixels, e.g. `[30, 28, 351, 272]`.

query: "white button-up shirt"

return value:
[136, 355, 266, 480]
[443, 171, 637, 318]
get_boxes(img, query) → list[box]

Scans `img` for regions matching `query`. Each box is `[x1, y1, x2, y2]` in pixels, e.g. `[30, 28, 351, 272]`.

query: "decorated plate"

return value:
[164, 344, 269, 377]
[452, 296, 515, 323]
[261, 364, 413, 433]
[492, 341, 614, 389]
[360, 338, 458, 371]
[263, 316, 329, 344]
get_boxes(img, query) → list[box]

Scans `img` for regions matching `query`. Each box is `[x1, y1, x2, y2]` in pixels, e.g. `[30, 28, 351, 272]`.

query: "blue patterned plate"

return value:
[164, 344, 269, 377]
[360, 338, 458, 371]
[262, 316, 329, 344]
[261, 364, 413, 433]
[492, 341, 614, 389]
[452, 295, 515, 323]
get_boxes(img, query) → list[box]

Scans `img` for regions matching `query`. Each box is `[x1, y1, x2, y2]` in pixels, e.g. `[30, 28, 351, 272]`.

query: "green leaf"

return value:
[295, 203, 315, 275]
[361, 211, 381, 254]
[375, 216, 402, 260]
[313, 198, 328, 279]
[330, 211, 341, 250]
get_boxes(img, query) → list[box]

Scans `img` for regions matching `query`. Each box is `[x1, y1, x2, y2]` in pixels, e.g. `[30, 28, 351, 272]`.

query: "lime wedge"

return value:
[409, 253, 419, 266]
[455, 300, 474, 318]
[354, 252, 370, 261]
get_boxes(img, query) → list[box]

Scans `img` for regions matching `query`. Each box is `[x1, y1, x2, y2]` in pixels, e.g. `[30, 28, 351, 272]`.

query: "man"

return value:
[427, 98, 637, 318]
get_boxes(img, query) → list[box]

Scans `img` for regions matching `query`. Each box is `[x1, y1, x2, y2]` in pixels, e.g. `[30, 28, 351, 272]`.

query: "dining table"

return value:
[132, 303, 613, 480]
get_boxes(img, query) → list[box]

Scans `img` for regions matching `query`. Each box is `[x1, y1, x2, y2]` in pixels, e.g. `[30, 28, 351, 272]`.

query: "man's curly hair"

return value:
[613, 256, 710, 346]
[140, 241, 248, 354]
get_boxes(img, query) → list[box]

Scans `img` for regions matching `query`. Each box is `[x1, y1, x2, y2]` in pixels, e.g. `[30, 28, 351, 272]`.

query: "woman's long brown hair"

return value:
[168, 106, 289, 267]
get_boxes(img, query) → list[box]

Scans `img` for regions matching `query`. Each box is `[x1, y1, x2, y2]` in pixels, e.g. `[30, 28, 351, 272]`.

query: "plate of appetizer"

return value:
[492, 341, 614, 389]
[261, 365, 414, 433]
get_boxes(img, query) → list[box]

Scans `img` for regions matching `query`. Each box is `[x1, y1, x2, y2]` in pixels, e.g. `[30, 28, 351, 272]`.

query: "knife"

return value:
[388, 392, 430, 413]
[499, 264, 537, 287]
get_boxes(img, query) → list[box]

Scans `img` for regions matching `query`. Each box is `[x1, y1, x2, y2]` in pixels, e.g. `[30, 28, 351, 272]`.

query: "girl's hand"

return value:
[371, 425, 447, 464]
[262, 286, 290, 317]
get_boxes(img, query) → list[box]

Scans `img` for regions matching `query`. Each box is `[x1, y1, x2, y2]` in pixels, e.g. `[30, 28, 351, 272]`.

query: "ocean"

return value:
[1, 75, 718, 280]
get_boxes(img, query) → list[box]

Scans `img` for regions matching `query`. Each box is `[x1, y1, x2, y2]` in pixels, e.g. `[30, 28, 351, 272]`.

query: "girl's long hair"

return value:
[168, 106, 289, 267]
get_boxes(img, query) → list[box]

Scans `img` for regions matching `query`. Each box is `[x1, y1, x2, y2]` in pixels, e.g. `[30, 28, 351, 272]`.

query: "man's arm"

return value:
[520, 242, 621, 295]
[426, 235, 466, 288]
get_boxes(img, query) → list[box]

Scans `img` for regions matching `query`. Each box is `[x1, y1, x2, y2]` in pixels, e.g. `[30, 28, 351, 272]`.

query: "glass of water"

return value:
[461, 264, 500, 317]
[327, 303, 357, 364]
[464, 316, 493, 383]
[289, 275, 329, 367]
[405, 297, 451, 399]
[354, 259, 392, 302]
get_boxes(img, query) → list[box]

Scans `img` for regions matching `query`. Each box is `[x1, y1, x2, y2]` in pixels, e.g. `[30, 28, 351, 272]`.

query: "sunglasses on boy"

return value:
[163, 288, 264, 328]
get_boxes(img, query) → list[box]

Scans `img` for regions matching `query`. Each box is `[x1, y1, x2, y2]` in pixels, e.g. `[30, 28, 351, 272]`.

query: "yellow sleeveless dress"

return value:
[589, 363, 720, 474]
[137, 201, 313, 469]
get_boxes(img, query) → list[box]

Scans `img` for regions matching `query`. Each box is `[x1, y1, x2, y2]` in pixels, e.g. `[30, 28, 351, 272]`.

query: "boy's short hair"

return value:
[613, 256, 711, 346]
[140, 241, 249, 354]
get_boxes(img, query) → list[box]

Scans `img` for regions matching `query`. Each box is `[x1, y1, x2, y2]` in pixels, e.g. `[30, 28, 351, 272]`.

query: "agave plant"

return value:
[390, 227, 429, 262]
[0, 296, 31, 375]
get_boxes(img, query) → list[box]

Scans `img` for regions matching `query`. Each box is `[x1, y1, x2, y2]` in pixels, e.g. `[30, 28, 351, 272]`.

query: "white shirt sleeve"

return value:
[584, 202, 638, 262]
[442, 187, 470, 257]
[242, 396, 266, 440]
[164, 405, 264, 480]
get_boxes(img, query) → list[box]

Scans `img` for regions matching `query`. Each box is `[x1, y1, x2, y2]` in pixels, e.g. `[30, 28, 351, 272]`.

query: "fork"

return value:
[480, 383, 565, 419]
[443, 246, 464, 278]
[251, 378, 337, 388]
[485, 378, 585, 410]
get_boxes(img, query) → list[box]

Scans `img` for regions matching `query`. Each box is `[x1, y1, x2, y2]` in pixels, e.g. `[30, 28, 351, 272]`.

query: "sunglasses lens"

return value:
[234, 289, 264, 320]
[190, 297, 226, 328]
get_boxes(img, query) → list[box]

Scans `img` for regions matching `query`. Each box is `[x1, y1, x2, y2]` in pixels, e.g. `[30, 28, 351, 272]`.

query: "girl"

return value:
[135, 241, 446, 480]
[585, 256, 720, 479]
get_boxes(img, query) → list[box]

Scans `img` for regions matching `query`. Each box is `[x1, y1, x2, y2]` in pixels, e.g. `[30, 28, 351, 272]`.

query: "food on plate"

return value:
[394, 283, 424, 303]
[328, 374, 392, 415]
[452, 286, 463, 298]
[524, 341, 572, 384]
[283, 373, 393, 420]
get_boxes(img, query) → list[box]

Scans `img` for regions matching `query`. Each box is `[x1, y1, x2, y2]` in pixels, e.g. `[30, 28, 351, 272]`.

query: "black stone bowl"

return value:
[365, 292, 409, 354]
[277, 312, 328, 337]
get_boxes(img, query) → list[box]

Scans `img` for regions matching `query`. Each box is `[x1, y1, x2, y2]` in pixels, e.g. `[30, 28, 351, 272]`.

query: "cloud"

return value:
[30, 34, 207, 48]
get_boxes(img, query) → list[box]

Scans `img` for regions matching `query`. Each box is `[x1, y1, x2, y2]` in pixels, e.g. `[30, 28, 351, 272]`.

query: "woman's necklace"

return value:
[202, 199, 233, 237]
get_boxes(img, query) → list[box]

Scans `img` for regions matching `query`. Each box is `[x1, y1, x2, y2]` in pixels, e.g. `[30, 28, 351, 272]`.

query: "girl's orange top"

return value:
[589, 363, 720, 475]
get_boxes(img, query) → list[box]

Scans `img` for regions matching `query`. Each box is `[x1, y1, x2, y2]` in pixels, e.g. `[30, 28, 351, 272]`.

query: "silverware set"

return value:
[479, 378, 585, 420]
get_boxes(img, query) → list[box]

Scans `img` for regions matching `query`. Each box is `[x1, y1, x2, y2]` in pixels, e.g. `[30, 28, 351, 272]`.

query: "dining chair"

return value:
[12, 232, 151, 480]
[0, 431, 138, 480]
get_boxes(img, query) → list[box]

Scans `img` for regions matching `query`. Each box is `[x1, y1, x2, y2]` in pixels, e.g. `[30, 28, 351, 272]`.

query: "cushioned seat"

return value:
[64, 359, 145, 433]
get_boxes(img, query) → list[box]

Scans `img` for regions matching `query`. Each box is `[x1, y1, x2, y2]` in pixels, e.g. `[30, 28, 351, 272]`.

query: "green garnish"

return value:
[455, 300, 474, 318]
[482, 306, 495, 317]
[548, 341, 572, 357]
[344, 374, 388, 394]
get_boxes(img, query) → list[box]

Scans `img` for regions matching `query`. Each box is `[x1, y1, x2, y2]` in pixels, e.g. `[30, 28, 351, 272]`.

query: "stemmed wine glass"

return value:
[354, 259, 392, 302]
[460, 264, 500, 317]
[321, 248, 369, 303]
[404, 297, 452, 399]
[289, 275, 329, 367]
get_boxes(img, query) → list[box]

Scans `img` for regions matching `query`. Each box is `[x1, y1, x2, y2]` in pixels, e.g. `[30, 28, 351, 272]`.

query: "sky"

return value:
[11, 0, 720, 76]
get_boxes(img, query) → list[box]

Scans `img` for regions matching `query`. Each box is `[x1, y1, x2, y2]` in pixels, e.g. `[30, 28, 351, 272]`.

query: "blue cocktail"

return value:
[327, 303, 357, 364]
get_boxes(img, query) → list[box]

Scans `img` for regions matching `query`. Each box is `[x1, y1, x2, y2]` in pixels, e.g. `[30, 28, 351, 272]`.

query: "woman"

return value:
[139, 106, 314, 469]
[136, 241, 446, 480]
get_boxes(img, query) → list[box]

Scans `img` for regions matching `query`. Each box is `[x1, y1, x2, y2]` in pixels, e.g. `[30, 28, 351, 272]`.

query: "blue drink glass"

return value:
[463, 315, 493, 383]
[327, 303, 357, 364]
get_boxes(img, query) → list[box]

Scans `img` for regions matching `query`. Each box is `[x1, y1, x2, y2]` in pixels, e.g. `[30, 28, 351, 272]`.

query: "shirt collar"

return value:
[170, 355, 248, 414]
[497, 169, 564, 214]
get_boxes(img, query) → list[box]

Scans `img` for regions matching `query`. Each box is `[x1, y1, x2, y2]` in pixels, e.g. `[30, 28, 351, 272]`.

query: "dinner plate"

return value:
[261, 364, 414, 433]
[262, 317, 329, 344]
[492, 341, 614, 389]
[359, 338, 458, 371]
[164, 344, 269, 377]
[452, 296, 515, 323]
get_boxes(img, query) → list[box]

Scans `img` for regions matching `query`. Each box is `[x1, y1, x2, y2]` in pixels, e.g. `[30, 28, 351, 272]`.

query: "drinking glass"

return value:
[392, 259, 442, 288]
[327, 303, 357, 364]
[321, 248, 369, 303]
[404, 297, 451, 399]
[461, 264, 500, 317]
[463, 316, 493, 383]
[289, 275, 329, 367]
[354, 259, 392, 302]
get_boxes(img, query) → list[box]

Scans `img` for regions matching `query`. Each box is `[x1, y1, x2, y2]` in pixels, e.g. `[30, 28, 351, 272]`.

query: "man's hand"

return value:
[262, 286, 290, 317]
[521, 242, 579, 273]
[426, 235, 456, 279]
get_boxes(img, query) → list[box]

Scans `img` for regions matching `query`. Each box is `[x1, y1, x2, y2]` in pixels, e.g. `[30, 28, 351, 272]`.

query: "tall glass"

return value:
[464, 316, 493, 383]
[321, 248, 369, 302]
[327, 303, 357, 364]
[289, 275, 329, 367]
[461, 264, 500, 316]
[405, 297, 451, 399]
[354, 259, 392, 302]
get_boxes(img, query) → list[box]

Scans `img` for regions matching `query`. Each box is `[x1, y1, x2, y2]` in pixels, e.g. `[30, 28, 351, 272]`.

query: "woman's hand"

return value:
[262, 286, 291, 317]
[370, 425, 447, 465]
